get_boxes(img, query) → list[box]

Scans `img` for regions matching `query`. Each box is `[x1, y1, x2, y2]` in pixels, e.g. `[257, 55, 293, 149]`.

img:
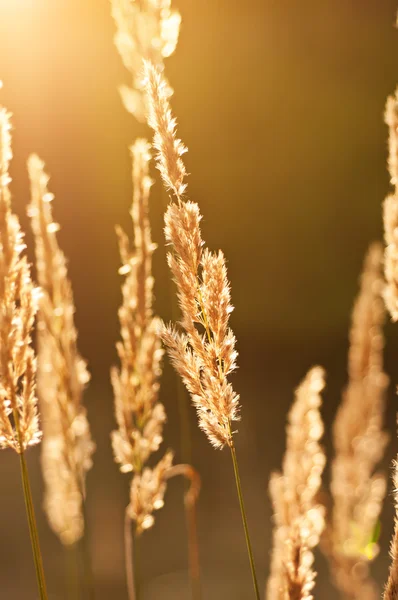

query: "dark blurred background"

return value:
[1, 0, 398, 598]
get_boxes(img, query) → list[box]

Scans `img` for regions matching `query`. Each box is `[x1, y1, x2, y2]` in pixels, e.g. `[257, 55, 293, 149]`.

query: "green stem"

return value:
[229, 441, 260, 600]
[19, 451, 48, 600]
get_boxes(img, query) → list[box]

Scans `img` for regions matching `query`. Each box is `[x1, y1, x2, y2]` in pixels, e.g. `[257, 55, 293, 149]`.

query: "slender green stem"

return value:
[19, 451, 48, 600]
[229, 441, 260, 600]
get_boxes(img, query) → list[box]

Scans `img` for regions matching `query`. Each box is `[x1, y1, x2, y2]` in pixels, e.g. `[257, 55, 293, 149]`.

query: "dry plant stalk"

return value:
[267, 367, 326, 600]
[143, 63, 239, 448]
[383, 37, 398, 599]
[110, 6, 202, 597]
[324, 243, 389, 600]
[384, 89, 398, 320]
[0, 111, 41, 453]
[110, 0, 180, 123]
[0, 107, 48, 599]
[143, 61, 260, 599]
[27, 154, 95, 547]
[112, 139, 173, 536]
[163, 463, 201, 589]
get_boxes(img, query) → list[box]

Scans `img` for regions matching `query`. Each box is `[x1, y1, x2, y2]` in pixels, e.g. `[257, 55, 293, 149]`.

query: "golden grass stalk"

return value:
[324, 243, 388, 600]
[0, 107, 47, 599]
[110, 0, 181, 123]
[112, 139, 176, 599]
[384, 89, 398, 320]
[27, 154, 95, 553]
[111, 0, 191, 467]
[143, 60, 259, 598]
[383, 52, 398, 600]
[267, 367, 326, 600]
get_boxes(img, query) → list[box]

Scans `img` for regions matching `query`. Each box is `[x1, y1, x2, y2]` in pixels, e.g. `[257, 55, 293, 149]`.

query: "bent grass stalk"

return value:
[124, 464, 202, 600]
[164, 464, 202, 600]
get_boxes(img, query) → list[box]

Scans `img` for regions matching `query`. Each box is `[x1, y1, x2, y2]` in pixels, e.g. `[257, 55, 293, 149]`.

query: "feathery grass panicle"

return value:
[267, 367, 326, 600]
[0, 107, 48, 600]
[384, 461, 398, 600]
[27, 154, 95, 546]
[325, 243, 389, 599]
[111, 0, 180, 122]
[144, 61, 239, 449]
[143, 60, 259, 600]
[384, 90, 398, 321]
[0, 109, 41, 453]
[144, 63, 187, 197]
[111, 139, 171, 534]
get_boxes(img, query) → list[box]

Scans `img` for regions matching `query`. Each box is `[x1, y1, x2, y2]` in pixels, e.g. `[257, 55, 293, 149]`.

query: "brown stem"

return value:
[124, 509, 136, 600]
[164, 464, 202, 600]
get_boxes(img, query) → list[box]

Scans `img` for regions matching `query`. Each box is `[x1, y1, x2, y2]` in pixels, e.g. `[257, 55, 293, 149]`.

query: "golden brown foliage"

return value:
[325, 243, 388, 599]
[28, 154, 95, 545]
[267, 367, 326, 600]
[144, 62, 240, 449]
[0, 108, 41, 453]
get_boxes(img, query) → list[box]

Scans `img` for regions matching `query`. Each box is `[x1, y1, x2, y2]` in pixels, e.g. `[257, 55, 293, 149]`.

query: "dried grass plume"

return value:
[111, 139, 172, 534]
[0, 108, 41, 453]
[143, 61, 240, 450]
[267, 367, 326, 600]
[384, 89, 398, 321]
[27, 154, 95, 545]
[325, 243, 389, 599]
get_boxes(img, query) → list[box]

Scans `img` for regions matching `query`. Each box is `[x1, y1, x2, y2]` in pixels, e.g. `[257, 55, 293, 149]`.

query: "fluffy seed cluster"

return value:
[112, 139, 172, 534]
[384, 89, 398, 321]
[0, 108, 41, 453]
[111, 0, 180, 122]
[127, 450, 173, 533]
[267, 367, 326, 600]
[144, 62, 187, 197]
[325, 243, 388, 599]
[27, 154, 95, 545]
[144, 61, 240, 449]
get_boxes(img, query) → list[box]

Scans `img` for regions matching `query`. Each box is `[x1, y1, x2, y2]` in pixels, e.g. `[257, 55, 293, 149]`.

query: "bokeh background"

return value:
[1, 0, 398, 597]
